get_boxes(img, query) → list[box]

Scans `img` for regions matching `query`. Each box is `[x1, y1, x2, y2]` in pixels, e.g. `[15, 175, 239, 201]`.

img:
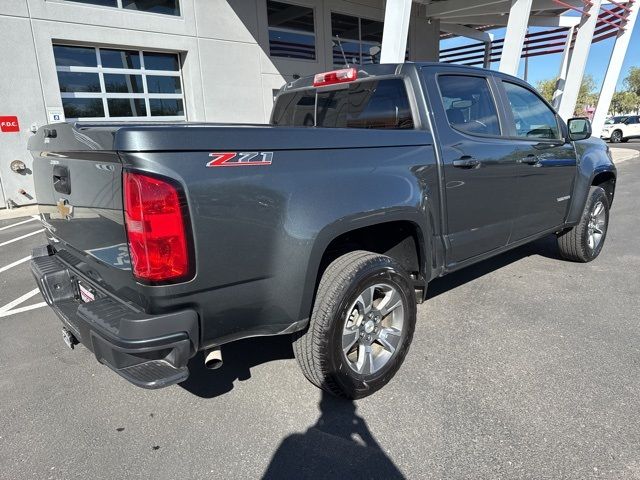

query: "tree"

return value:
[536, 78, 556, 104]
[535, 74, 598, 115]
[623, 66, 640, 97]
[575, 74, 598, 115]
[610, 90, 639, 115]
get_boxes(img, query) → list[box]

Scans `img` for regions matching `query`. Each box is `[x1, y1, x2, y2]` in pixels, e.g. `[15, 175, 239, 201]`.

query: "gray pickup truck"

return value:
[29, 63, 616, 399]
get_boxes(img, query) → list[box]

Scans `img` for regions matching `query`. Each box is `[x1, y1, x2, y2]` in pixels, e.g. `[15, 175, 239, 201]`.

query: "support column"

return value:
[592, 1, 639, 135]
[556, 0, 603, 120]
[441, 23, 494, 68]
[484, 39, 493, 69]
[410, 17, 440, 61]
[498, 0, 533, 75]
[552, 25, 576, 109]
[380, 0, 413, 64]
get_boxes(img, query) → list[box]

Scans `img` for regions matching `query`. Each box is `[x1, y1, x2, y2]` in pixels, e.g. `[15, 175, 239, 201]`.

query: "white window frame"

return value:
[55, 46, 186, 122]
[59, 0, 181, 16]
[267, 0, 317, 62]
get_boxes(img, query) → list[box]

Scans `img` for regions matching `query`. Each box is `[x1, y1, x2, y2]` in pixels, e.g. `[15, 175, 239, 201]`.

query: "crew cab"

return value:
[600, 115, 640, 143]
[29, 63, 616, 399]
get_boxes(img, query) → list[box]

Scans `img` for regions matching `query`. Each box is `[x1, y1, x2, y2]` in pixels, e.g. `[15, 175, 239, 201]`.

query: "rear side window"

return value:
[437, 75, 500, 136]
[502, 81, 561, 139]
[271, 89, 316, 127]
[272, 79, 414, 130]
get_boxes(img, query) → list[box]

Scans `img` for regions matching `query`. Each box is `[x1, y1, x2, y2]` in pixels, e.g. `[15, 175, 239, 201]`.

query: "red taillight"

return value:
[123, 171, 191, 283]
[313, 67, 358, 87]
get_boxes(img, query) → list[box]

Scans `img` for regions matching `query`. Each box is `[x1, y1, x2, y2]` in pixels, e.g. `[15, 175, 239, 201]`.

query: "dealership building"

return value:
[0, 0, 637, 208]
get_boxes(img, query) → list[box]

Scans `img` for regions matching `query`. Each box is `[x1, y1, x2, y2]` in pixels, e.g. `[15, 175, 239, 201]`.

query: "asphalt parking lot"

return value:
[1, 153, 639, 479]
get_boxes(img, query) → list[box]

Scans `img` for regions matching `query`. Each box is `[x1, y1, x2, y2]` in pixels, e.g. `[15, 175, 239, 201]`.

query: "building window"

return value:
[63, 0, 180, 16]
[54, 45, 185, 121]
[331, 13, 384, 67]
[267, 1, 316, 60]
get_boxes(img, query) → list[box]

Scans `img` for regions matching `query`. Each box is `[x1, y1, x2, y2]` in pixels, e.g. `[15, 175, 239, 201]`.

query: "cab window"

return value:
[436, 75, 501, 136]
[271, 78, 414, 130]
[502, 81, 561, 140]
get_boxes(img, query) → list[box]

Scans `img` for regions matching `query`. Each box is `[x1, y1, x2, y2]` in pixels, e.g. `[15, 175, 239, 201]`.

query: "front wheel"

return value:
[557, 186, 610, 262]
[293, 251, 416, 399]
[610, 130, 623, 143]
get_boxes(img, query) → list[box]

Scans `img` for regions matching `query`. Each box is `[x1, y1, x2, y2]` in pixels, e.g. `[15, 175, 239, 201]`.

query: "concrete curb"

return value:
[0, 205, 39, 221]
[610, 147, 640, 164]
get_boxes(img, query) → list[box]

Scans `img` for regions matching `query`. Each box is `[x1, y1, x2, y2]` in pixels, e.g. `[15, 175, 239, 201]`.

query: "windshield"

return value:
[605, 116, 628, 125]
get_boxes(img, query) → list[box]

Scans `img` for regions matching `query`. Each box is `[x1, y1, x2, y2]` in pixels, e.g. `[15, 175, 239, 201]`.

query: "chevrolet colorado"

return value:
[29, 63, 616, 399]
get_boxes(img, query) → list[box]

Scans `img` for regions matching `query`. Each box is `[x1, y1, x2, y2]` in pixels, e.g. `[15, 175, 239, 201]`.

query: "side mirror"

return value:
[567, 117, 592, 141]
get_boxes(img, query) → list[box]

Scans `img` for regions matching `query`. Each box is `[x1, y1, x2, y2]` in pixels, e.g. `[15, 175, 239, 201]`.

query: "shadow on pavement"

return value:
[427, 234, 562, 300]
[179, 334, 294, 398]
[262, 389, 405, 479]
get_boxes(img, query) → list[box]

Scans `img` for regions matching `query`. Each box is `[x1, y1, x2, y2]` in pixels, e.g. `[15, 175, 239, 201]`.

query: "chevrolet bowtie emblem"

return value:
[56, 199, 73, 220]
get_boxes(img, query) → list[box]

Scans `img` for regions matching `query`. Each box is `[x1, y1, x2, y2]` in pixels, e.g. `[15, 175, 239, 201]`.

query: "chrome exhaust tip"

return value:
[204, 347, 223, 370]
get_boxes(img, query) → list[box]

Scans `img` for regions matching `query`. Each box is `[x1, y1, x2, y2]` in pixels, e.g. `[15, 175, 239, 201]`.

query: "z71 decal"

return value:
[207, 152, 273, 167]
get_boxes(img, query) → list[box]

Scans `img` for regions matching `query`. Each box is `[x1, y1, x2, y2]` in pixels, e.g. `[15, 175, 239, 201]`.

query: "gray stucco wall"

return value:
[0, 0, 439, 208]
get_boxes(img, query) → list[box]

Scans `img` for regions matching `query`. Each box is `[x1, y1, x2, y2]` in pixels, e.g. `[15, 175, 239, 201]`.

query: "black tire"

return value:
[293, 251, 416, 399]
[610, 130, 623, 143]
[557, 186, 610, 262]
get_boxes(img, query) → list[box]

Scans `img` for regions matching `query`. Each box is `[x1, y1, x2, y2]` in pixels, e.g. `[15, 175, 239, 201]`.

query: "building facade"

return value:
[0, 0, 439, 208]
[1, 0, 636, 209]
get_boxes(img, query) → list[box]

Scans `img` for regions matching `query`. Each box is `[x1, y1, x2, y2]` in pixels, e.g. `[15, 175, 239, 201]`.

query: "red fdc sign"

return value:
[0, 116, 20, 133]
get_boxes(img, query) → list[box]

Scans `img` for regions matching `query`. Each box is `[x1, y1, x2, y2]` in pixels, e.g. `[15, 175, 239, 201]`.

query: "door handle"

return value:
[518, 154, 540, 165]
[453, 156, 481, 169]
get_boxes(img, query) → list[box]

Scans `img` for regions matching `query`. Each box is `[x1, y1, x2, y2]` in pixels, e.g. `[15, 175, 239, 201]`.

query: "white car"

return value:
[600, 115, 640, 143]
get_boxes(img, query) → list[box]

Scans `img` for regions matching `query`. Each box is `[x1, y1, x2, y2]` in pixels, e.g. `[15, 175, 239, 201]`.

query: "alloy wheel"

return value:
[341, 283, 405, 375]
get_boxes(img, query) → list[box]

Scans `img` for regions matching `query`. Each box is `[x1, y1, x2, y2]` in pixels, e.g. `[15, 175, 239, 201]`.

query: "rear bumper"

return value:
[30, 245, 199, 389]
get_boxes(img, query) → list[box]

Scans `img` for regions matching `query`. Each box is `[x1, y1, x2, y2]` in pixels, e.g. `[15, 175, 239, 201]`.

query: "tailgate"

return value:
[28, 123, 132, 282]
[32, 150, 129, 270]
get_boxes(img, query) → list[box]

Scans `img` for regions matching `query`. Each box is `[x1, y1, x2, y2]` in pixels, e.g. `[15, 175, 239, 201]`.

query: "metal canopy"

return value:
[380, 0, 638, 133]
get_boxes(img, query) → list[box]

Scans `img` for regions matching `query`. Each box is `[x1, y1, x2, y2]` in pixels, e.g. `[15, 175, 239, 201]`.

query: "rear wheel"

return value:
[293, 251, 416, 399]
[557, 186, 609, 262]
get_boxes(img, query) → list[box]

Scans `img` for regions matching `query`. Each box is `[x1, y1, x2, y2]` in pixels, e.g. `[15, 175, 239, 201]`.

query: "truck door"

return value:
[421, 69, 521, 265]
[496, 80, 577, 241]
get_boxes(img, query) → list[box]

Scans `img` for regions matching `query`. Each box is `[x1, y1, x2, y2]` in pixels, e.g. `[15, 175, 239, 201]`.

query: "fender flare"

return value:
[296, 207, 434, 323]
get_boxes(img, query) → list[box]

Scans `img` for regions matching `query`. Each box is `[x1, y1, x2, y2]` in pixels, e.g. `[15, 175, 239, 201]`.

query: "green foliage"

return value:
[610, 90, 640, 115]
[535, 74, 597, 115]
[575, 74, 598, 115]
[623, 66, 640, 96]
[536, 78, 556, 104]
[536, 67, 640, 116]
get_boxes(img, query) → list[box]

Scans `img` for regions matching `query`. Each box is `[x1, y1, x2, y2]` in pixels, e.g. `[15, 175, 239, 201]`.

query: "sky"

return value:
[440, 15, 640, 93]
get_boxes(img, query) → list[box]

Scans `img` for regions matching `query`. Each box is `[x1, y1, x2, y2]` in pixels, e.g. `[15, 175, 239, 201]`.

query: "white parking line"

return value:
[0, 229, 45, 247]
[0, 256, 31, 274]
[0, 288, 47, 318]
[0, 302, 47, 318]
[0, 215, 39, 232]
